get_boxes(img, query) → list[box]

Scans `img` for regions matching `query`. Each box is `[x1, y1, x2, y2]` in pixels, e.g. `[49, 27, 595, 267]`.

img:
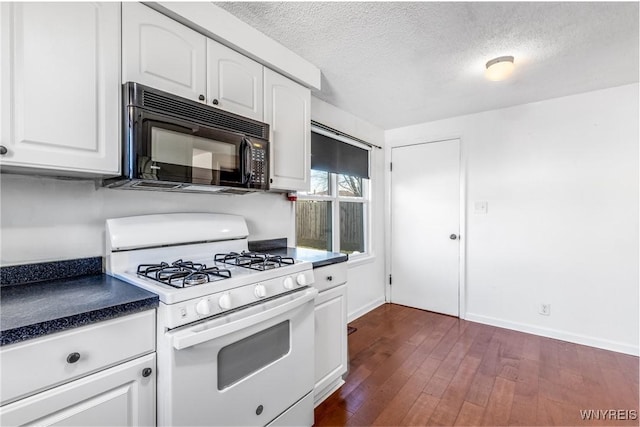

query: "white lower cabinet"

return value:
[0, 311, 156, 427]
[313, 263, 348, 406]
[0, 353, 156, 427]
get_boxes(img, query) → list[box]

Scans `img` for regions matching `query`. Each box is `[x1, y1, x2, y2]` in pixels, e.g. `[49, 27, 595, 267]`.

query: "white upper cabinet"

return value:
[264, 68, 311, 192]
[122, 3, 311, 192]
[122, 2, 206, 103]
[0, 2, 120, 176]
[206, 40, 263, 121]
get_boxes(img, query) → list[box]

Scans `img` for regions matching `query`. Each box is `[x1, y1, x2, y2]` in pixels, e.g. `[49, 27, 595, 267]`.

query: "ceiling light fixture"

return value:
[485, 55, 515, 81]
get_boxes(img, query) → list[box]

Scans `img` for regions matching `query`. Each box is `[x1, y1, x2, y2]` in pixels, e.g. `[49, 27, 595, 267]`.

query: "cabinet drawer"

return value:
[0, 310, 155, 405]
[312, 263, 347, 293]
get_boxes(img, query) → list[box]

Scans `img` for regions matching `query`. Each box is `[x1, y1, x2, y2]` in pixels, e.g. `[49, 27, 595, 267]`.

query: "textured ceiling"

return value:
[216, 2, 639, 130]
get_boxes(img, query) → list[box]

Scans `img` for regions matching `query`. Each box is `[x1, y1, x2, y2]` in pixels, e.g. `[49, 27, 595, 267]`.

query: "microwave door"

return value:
[136, 114, 244, 186]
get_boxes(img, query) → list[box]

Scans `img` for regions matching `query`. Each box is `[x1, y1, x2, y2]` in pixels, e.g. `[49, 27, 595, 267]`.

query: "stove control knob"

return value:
[218, 293, 232, 310]
[254, 284, 267, 299]
[283, 276, 294, 290]
[296, 274, 307, 286]
[195, 299, 211, 316]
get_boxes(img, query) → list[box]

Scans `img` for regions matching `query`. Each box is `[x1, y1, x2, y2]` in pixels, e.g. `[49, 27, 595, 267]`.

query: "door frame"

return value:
[384, 135, 467, 319]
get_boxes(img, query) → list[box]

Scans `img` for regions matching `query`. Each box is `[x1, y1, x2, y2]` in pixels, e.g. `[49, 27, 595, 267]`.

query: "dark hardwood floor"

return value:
[314, 304, 639, 426]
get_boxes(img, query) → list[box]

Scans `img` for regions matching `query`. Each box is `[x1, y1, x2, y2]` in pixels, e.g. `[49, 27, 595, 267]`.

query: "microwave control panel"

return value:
[251, 146, 268, 187]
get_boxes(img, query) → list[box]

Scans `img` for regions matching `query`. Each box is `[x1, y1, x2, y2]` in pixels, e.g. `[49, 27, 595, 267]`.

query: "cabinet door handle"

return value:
[212, 99, 219, 105]
[327, 276, 333, 281]
[66, 352, 81, 364]
[198, 94, 205, 101]
[0, 145, 7, 155]
[142, 367, 153, 377]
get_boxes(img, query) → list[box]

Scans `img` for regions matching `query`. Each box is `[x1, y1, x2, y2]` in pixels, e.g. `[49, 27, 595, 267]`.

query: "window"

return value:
[295, 127, 370, 256]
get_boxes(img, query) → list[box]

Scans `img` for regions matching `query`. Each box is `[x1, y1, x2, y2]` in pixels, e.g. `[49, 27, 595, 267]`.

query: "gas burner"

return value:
[137, 259, 231, 288]
[214, 251, 295, 271]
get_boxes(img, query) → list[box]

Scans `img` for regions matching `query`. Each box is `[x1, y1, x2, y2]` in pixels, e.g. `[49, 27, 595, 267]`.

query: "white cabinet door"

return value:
[264, 68, 311, 191]
[0, 2, 120, 175]
[0, 353, 156, 427]
[1, 310, 155, 406]
[122, 2, 206, 103]
[314, 283, 348, 405]
[207, 39, 263, 121]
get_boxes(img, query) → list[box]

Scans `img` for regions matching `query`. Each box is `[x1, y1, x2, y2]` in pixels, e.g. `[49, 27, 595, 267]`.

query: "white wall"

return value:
[385, 83, 639, 355]
[0, 96, 388, 325]
[0, 175, 294, 265]
[311, 97, 387, 321]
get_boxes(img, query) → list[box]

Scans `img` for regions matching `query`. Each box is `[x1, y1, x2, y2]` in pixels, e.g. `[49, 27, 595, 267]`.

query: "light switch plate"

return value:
[474, 201, 488, 215]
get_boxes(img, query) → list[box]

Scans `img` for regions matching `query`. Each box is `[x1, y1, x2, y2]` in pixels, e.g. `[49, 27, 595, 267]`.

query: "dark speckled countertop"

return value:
[0, 258, 158, 346]
[249, 239, 348, 268]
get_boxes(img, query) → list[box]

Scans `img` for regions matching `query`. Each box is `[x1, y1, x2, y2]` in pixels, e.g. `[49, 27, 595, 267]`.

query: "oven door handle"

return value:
[168, 288, 318, 350]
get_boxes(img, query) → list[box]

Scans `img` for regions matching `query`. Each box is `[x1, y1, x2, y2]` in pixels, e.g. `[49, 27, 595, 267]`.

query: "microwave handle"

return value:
[242, 138, 253, 186]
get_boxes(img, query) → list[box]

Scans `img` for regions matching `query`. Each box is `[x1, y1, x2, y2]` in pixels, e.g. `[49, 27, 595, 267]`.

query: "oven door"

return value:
[128, 108, 252, 187]
[160, 288, 317, 427]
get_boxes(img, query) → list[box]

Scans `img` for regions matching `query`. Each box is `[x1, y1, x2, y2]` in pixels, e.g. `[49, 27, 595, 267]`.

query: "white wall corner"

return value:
[348, 297, 386, 323]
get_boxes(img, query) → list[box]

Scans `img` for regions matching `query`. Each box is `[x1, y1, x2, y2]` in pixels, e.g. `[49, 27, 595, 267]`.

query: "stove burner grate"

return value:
[137, 259, 231, 288]
[214, 251, 295, 271]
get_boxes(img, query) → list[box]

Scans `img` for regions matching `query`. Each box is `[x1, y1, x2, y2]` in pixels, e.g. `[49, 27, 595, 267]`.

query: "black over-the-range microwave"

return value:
[104, 82, 270, 194]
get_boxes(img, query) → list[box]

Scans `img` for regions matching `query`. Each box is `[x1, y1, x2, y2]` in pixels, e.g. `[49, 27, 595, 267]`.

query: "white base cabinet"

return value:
[0, 311, 156, 427]
[313, 263, 348, 406]
[0, 2, 121, 176]
[0, 353, 156, 427]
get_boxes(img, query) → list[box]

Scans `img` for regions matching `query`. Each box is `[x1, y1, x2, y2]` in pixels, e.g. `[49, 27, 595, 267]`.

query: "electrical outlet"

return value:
[539, 303, 551, 316]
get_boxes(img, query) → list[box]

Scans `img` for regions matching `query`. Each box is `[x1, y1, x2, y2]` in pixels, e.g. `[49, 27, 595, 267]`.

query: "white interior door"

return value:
[390, 139, 461, 316]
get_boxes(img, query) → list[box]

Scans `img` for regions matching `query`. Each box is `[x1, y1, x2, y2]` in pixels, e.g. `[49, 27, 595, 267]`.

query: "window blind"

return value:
[311, 131, 370, 179]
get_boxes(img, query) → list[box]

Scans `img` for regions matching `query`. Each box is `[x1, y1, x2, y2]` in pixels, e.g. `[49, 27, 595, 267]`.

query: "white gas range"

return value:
[105, 213, 317, 427]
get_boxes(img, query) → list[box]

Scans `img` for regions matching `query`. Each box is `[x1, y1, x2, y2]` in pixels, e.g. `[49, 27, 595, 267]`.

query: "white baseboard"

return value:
[314, 379, 345, 408]
[348, 297, 386, 323]
[465, 312, 639, 356]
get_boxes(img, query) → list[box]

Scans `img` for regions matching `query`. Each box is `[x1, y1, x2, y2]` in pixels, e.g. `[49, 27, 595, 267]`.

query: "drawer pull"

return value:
[142, 367, 153, 378]
[327, 276, 333, 281]
[66, 352, 81, 364]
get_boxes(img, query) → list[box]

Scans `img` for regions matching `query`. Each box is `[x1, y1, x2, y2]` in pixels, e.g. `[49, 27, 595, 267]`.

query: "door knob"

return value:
[449, 234, 458, 240]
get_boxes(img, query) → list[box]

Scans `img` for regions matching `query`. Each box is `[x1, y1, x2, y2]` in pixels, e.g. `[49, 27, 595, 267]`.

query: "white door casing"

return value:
[390, 139, 461, 316]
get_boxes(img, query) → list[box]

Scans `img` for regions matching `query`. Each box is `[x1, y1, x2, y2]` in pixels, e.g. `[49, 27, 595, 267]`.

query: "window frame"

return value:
[296, 127, 371, 259]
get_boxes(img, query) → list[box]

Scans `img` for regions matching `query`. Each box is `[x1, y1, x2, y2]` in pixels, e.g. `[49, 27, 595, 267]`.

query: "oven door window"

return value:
[217, 320, 290, 390]
[139, 120, 244, 185]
